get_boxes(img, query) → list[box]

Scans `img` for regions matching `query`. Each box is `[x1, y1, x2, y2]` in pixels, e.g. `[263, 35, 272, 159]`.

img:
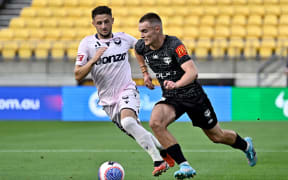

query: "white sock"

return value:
[121, 117, 163, 162]
[149, 132, 164, 151]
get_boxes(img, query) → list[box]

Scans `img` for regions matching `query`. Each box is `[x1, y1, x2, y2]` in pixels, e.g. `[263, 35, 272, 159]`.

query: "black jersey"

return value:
[135, 35, 204, 98]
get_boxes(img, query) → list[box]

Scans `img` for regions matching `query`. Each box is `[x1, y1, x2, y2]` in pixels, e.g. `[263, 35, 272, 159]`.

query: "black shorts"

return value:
[156, 94, 218, 129]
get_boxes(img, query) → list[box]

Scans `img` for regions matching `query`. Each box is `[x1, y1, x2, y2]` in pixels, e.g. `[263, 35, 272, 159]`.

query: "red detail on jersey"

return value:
[175, 44, 187, 58]
[77, 55, 84, 61]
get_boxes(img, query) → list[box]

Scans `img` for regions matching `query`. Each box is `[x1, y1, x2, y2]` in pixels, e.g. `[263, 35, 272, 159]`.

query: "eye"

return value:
[96, 21, 102, 25]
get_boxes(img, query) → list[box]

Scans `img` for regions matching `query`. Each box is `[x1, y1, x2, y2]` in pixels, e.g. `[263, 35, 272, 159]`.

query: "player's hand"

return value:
[92, 47, 108, 63]
[164, 80, 177, 90]
[143, 73, 154, 89]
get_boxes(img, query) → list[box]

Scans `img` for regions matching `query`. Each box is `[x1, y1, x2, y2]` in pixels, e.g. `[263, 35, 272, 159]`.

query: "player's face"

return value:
[139, 21, 159, 46]
[92, 14, 114, 39]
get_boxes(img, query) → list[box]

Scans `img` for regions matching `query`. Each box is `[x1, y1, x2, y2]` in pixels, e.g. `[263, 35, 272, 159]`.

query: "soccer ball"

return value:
[98, 161, 125, 180]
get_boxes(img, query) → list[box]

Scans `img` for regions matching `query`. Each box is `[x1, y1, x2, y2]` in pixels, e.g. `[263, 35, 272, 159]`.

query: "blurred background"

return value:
[0, 0, 287, 121]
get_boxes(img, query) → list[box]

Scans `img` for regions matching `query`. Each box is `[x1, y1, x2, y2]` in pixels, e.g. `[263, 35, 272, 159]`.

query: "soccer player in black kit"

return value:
[134, 13, 257, 179]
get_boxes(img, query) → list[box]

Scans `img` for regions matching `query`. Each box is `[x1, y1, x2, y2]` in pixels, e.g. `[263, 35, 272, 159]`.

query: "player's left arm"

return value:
[164, 59, 198, 90]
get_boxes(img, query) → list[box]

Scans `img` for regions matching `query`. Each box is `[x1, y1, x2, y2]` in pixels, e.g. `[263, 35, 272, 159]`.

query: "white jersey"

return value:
[75, 32, 137, 106]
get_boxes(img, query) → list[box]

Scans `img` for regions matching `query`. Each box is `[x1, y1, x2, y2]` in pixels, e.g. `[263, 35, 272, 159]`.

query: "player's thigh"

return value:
[119, 89, 140, 120]
[150, 103, 176, 127]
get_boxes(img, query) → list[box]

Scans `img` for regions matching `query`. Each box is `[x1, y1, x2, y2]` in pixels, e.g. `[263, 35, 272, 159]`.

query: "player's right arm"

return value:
[74, 47, 107, 82]
[134, 50, 154, 89]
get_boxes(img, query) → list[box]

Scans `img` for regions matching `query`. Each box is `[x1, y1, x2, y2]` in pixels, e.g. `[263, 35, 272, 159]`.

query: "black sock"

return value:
[160, 149, 167, 158]
[166, 144, 186, 165]
[154, 160, 164, 167]
[231, 134, 248, 152]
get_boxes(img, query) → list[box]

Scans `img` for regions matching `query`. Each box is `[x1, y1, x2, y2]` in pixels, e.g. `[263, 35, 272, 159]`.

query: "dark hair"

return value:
[91, 6, 112, 19]
[139, 12, 162, 24]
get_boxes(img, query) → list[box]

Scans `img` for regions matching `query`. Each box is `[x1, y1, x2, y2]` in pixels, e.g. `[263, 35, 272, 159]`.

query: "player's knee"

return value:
[121, 117, 136, 131]
[208, 134, 223, 144]
[149, 119, 164, 132]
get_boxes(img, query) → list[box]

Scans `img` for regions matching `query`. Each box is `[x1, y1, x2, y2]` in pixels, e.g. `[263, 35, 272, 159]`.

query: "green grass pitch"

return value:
[0, 121, 287, 180]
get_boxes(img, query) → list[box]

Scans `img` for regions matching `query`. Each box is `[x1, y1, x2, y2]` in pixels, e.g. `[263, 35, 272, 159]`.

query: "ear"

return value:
[92, 20, 96, 27]
[155, 25, 161, 33]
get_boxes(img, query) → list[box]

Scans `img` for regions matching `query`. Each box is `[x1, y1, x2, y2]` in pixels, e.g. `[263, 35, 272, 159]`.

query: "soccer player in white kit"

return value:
[74, 6, 174, 176]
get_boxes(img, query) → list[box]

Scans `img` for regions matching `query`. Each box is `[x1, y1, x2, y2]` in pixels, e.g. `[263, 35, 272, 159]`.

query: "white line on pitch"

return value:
[0, 149, 287, 153]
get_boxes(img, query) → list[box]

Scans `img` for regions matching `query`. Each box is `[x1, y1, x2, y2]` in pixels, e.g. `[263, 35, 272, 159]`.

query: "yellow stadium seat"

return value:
[218, 6, 235, 16]
[279, 15, 288, 25]
[216, 15, 230, 27]
[183, 27, 198, 40]
[280, 5, 288, 14]
[51, 41, 66, 60]
[112, 8, 129, 17]
[279, 0, 288, 4]
[203, 6, 219, 16]
[2, 41, 19, 60]
[173, 6, 189, 17]
[234, 6, 250, 16]
[67, 8, 84, 17]
[50, 8, 67, 17]
[29, 29, 46, 40]
[76, 28, 94, 40]
[49, 0, 64, 7]
[63, 0, 79, 7]
[247, 15, 262, 26]
[0, 29, 14, 41]
[213, 26, 229, 57]
[217, 0, 232, 5]
[35, 41, 51, 59]
[95, 0, 109, 6]
[110, 0, 125, 6]
[9, 18, 25, 29]
[247, 0, 263, 5]
[167, 16, 184, 27]
[155, 0, 171, 6]
[141, 0, 156, 6]
[189, 7, 204, 16]
[259, 38, 276, 59]
[60, 29, 77, 41]
[125, 0, 141, 6]
[182, 39, 196, 55]
[198, 26, 214, 39]
[128, 7, 147, 17]
[20, 7, 37, 17]
[200, 15, 215, 26]
[249, 6, 265, 16]
[232, 0, 247, 5]
[35, 8, 52, 17]
[171, 0, 186, 5]
[228, 38, 244, 57]
[24, 18, 42, 28]
[74, 18, 92, 28]
[231, 15, 246, 26]
[18, 41, 35, 60]
[263, 0, 278, 4]
[230, 26, 246, 39]
[246, 26, 262, 39]
[58, 18, 74, 28]
[214, 26, 229, 40]
[32, 0, 48, 7]
[45, 29, 61, 40]
[244, 38, 260, 58]
[80, 0, 97, 7]
[41, 18, 58, 28]
[120, 17, 138, 27]
[186, 0, 201, 5]
[195, 38, 212, 59]
[265, 5, 281, 16]
[157, 7, 175, 17]
[184, 16, 199, 26]
[263, 15, 278, 26]
[164, 27, 183, 39]
[13, 29, 30, 41]
[278, 26, 288, 39]
[67, 41, 80, 60]
[262, 26, 278, 39]
[276, 39, 288, 57]
[201, 0, 216, 5]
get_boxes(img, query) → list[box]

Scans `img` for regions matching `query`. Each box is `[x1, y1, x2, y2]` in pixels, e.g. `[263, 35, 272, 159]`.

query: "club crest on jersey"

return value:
[152, 54, 159, 59]
[175, 44, 188, 58]
[163, 57, 172, 65]
[113, 37, 121, 45]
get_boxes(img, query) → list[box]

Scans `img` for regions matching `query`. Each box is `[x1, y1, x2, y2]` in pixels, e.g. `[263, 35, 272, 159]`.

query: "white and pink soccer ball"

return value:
[98, 161, 125, 180]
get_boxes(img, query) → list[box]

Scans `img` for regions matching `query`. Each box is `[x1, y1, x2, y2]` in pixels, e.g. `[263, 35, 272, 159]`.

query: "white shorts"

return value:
[103, 88, 140, 126]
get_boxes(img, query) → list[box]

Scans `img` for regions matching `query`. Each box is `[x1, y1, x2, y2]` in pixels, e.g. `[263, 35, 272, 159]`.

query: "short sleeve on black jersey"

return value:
[171, 37, 191, 65]
[135, 39, 145, 55]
